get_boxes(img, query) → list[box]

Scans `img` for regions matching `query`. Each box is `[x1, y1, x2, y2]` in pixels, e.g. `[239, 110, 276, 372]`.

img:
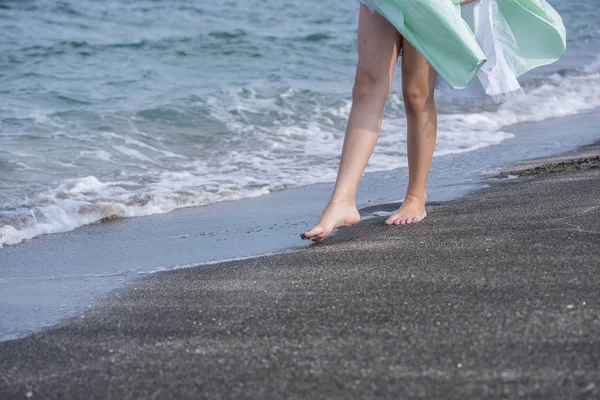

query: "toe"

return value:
[313, 232, 329, 242]
[303, 226, 324, 239]
[312, 225, 336, 241]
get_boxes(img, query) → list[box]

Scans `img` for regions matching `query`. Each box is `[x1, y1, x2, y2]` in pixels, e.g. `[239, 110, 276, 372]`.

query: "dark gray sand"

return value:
[502, 141, 600, 177]
[4, 110, 600, 341]
[1, 157, 599, 399]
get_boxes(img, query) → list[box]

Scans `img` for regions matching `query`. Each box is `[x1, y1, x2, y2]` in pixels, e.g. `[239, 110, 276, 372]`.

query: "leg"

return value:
[385, 38, 438, 226]
[303, 5, 402, 241]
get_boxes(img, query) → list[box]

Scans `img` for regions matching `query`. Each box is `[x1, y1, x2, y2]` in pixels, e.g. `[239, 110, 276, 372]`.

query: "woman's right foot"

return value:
[302, 202, 361, 242]
[385, 194, 427, 225]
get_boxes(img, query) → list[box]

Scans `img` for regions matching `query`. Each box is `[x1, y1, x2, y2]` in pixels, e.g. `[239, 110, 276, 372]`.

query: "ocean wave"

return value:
[1, 59, 600, 248]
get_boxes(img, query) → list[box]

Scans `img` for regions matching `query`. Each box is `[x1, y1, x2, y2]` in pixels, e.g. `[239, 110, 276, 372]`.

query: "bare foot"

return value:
[385, 194, 427, 225]
[302, 202, 361, 242]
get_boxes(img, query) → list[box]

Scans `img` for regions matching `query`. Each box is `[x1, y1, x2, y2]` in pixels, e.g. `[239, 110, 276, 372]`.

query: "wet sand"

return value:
[502, 141, 600, 176]
[3, 109, 600, 341]
[1, 147, 599, 399]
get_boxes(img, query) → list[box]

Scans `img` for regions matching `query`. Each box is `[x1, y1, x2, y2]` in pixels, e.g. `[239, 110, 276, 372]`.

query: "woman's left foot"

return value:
[302, 202, 361, 242]
[385, 194, 427, 225]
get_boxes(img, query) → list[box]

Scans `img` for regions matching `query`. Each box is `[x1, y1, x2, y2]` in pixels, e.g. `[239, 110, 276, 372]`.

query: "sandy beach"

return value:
[3, 110, 599, 342]
[2, 1, 600, 398]
[1, 144, 599, 399]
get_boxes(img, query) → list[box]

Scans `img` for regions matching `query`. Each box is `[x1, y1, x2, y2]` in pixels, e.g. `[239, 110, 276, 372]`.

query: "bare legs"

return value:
[302, 5, 400, 241]
[302, 5, 438, 241]
[385, 36, 438, 225]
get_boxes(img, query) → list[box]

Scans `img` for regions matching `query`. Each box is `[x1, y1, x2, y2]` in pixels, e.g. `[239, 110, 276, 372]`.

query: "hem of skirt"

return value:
[356, 0, 376, 14]
[356, 0, 488, 91]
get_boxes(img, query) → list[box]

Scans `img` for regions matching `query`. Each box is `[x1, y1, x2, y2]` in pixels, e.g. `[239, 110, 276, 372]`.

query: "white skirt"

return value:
[436, 0, 522, 103]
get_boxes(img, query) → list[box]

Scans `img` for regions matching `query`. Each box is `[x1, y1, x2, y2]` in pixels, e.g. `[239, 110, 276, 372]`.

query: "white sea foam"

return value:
[79, 149, 114, 162]
[2, 61, 600, 248]
[106, 132, 188, 159]
[112, 145, 156, 164]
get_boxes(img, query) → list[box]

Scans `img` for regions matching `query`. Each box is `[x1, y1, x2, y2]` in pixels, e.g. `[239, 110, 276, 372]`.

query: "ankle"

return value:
[404, 193, 427, 204]
[328, 198, 356, 207]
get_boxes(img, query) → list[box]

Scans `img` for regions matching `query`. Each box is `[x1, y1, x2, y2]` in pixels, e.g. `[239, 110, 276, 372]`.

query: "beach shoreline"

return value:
[1, 108, 600, 342]
[1, 130, 599, 398]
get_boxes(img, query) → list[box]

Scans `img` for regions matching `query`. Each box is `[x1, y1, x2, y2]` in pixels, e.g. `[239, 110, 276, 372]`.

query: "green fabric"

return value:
[497, 0, 567, 77]
[360, 0, 566, 89]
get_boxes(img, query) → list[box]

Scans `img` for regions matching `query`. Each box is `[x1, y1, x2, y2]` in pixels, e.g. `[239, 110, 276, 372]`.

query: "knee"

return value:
[352, 66, 391, 103]
[402, 85, 432, 116]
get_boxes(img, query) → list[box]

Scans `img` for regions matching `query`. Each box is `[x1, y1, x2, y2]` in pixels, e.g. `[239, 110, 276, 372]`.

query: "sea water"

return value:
[1, 0, 599, 247]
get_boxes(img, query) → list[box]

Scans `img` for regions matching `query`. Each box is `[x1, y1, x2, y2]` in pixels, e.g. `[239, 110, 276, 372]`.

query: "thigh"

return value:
[356, 4, 402, 84]
[401, 38, 437, 95]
